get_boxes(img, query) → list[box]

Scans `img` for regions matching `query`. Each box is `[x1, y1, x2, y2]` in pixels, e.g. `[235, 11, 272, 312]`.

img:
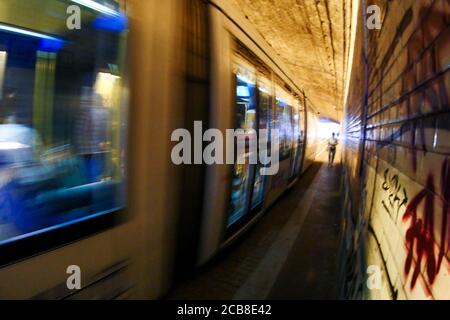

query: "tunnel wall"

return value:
[341, 0, 449, 299]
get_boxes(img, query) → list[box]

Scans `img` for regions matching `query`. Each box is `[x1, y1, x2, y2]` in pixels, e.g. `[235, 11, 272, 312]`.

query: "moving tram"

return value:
[0, 0, 323, 299]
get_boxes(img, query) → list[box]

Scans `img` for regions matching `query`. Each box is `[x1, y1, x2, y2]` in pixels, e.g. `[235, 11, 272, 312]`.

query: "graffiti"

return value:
[341, 0, 450, 299]
[381, 168, 408, 221]
[402, 159, 450, 291]
[400, 2, 450, 291]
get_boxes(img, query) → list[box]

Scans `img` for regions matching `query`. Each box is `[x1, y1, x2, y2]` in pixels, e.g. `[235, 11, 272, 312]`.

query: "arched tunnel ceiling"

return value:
[229, 0, 353, 121]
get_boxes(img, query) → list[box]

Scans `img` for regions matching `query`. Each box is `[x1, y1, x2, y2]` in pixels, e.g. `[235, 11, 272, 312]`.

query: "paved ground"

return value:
[166, 151, 343, 300]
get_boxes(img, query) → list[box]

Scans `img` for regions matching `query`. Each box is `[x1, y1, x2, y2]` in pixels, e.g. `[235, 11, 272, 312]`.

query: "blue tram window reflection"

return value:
[0, 1, 127, 244]
[275, 97, 293, 160]
[290, 109, 302, 179]
[250, 80, 271, 210]
[228, 69, 257, 227]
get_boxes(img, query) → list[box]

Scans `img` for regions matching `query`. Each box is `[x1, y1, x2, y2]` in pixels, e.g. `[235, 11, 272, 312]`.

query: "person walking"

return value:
[328, 132, 339, 167]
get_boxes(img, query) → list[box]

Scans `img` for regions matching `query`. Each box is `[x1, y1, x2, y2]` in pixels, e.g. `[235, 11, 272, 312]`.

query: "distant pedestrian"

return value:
[328, 132, 338, 167]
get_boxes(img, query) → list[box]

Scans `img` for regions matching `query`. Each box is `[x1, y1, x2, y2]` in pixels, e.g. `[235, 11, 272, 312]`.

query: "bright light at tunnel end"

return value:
[317, 119, 341, 140]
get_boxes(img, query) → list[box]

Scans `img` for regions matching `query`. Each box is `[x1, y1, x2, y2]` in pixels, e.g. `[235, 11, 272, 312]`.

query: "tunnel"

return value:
[0, 0, 448, 304]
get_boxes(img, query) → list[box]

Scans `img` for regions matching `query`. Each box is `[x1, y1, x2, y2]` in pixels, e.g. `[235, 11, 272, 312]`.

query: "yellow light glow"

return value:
[94, 72, 120, 107]
[0, 51, 7, 100]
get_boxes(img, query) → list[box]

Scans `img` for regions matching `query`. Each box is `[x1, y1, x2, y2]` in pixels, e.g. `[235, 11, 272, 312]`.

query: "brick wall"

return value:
[341, 0, 449, 300]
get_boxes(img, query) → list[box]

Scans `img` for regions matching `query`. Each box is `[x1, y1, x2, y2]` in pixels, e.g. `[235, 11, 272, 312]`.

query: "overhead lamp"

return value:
[71, 0, 121, 17]
[0, 24, 64, 52]
[236, 74, 255, 85]
[0, 142, 30, 150]
[0, 24, 62, 42]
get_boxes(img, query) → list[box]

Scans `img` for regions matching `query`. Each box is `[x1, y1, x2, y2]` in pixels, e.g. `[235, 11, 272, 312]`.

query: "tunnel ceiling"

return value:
[229, 0, 353, 121]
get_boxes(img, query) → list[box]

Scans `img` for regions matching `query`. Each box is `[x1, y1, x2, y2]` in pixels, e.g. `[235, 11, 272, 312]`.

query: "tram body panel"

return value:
[198, 1, 314, 265]
[198, 8, 234, 266]
[0, 0, 186, 299]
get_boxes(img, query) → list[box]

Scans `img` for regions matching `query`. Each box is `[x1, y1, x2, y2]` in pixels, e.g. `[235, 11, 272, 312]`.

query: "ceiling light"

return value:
[71, 0, 121, 17]
[0, 24, 62, 41]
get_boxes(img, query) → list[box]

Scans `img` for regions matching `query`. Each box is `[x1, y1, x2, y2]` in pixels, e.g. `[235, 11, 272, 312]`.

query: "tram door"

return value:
[227, 54, 275, 230]
[289, 102, 303, 181]
[227, 58, 257, 228]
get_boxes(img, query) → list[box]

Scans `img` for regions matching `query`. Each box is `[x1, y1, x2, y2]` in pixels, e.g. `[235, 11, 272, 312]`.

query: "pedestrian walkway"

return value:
[166, 150, 343, 300]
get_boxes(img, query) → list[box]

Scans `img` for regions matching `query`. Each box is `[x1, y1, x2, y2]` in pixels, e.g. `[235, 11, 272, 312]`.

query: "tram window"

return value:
[228, 59, 257, 227]
[275, 88, 293, 160]
[257, 78, 272, 132]
[0, 1, 128, 245]
[290, 105, 302, 178]
[250, 77, 271, 210]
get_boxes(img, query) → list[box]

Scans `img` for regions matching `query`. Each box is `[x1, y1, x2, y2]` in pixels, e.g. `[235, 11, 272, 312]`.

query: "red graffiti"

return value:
[402, 159, 450, 290]
[437, 159, 450, 273]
